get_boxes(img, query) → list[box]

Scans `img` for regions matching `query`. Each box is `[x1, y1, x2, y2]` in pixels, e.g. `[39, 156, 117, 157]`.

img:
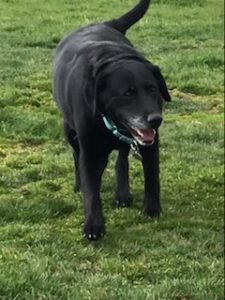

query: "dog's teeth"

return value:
[136, 129, 144, 137]
[93, 235, 97, 239]
[88, 234, 92, 239]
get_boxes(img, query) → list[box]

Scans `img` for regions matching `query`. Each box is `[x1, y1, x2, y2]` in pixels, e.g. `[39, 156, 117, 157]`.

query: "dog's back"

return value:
[54, 0, 151, 67]
[53, 0, 152, 119]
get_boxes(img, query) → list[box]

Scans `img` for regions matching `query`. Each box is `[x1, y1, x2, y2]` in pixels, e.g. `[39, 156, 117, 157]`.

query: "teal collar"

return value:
[102, 115, 133, 145]
[102, 115, 142, 160]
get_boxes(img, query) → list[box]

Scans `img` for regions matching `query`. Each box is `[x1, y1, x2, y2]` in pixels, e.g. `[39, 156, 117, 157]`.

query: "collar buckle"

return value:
[130, 140, 142, 161]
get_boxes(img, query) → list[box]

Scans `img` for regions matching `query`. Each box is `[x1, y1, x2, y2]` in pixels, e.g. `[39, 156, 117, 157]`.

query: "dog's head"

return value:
[92, 59, 171, 145]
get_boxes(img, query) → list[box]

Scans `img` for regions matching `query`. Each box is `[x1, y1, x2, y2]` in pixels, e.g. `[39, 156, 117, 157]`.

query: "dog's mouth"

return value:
[129, 127, 156, 146]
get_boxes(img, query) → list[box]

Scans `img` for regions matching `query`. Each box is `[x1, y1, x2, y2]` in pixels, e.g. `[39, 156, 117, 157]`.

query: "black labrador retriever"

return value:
[53, 0, 171, 240]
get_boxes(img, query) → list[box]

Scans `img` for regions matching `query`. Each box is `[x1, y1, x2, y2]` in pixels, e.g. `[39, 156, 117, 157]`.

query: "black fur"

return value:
[53, 0, 171, 240]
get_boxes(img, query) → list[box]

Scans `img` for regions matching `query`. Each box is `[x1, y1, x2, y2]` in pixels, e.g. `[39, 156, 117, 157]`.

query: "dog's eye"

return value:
[124, 87, 136, 97]
[146, 84, 157, 93]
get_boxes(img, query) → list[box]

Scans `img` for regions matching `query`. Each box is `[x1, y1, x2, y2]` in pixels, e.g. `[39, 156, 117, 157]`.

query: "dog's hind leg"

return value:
[115, 147, 132, 207]
[72, 147, 81, 192]
[63, 121, 81, 192]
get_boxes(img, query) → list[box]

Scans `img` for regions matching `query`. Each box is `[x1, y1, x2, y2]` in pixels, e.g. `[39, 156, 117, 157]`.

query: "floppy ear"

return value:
[92, 72, 108, 117]
[83, 68, 108, 118]
[151, 65, 171, 102]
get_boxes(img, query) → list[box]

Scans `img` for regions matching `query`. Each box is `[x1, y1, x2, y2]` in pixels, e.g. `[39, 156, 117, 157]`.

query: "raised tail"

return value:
[105, 0, 152, 34]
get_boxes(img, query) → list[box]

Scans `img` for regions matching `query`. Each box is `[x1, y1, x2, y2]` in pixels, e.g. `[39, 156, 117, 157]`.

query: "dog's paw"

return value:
[144, 206, 161, 218]
[115, 195, 132, 208]
[83, 217, 105, 241]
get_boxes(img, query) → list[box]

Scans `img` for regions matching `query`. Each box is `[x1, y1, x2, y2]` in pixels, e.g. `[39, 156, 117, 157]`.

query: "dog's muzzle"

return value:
[128, 115, 162, 146]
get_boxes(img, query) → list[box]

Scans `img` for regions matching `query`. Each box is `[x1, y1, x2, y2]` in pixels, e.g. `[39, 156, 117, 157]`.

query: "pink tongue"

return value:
[137, 129, 156, 141]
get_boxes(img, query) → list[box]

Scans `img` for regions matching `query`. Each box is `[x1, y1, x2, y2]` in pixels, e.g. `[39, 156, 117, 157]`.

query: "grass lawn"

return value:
[0, 0, 224, 299]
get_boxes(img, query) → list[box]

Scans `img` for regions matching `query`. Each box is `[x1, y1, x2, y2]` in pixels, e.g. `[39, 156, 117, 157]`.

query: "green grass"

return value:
[0, 0, 224, 299]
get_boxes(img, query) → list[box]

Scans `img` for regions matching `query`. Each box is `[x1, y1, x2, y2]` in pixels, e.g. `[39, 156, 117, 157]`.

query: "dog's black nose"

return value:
[147, 114, 163, 129]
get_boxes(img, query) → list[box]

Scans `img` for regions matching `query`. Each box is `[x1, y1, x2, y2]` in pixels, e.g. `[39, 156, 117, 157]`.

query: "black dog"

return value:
[53, 0, 171, 240]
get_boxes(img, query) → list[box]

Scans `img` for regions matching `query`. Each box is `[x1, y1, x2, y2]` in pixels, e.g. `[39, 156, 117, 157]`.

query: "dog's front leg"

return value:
[140, 134, 161, 218]
[115, 147, 132, 207]
[79, 148, 108, 240]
